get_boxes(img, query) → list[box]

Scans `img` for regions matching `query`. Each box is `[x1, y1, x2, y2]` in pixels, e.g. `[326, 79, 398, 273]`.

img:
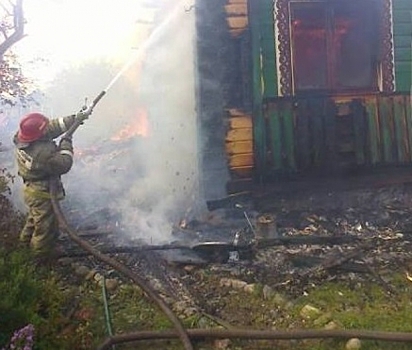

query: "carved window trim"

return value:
[274, 0, 395, 96]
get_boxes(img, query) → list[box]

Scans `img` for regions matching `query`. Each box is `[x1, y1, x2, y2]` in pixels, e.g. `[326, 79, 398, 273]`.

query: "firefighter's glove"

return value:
[76, 106, 92, 124]
[59, 136, 73, 152]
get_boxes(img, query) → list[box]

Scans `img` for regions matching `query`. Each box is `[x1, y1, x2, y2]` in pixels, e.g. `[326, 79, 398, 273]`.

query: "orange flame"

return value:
[111, 108, 149, 141]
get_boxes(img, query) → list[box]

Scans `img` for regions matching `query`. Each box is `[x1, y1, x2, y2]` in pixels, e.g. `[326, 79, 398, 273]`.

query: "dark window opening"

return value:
[290, 0, 380, 94]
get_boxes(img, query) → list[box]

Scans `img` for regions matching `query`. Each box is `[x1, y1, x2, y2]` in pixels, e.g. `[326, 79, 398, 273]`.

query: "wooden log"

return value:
[229, 115, 252, 129]
[226, 16, 248, 29]
[226, 128, 253, 141]
[230, 166, 253, 178]
[228, 153, 254, 167]
[226, 140, 253, 155]
[229, 29, 246, 37]
[227, 108, 248, 117]
[227, 0, 247, 4]
[225, 4, 247, 16]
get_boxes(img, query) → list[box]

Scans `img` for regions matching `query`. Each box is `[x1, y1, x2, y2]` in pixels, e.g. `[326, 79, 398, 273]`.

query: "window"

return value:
[289, 0, 380, 94]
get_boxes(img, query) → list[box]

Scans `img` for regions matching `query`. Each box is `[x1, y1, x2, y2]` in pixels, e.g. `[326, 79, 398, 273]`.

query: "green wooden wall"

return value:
[261, 95, 412, 177]
[247, 0, 412, 180]
[249, 0, 278, 178]
[392, 0, 412, 92]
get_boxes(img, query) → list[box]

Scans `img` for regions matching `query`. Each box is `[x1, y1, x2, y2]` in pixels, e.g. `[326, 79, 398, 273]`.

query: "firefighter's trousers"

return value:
[20, 181, 62, 255]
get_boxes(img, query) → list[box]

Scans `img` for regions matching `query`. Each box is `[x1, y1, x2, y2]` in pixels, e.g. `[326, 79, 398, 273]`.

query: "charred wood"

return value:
[206, 191, 252, 211]
[60, 235, 362, 260]
[299, 242, 374, 277]
[255, 234, 360, 248]
[287, 254, 369, 273]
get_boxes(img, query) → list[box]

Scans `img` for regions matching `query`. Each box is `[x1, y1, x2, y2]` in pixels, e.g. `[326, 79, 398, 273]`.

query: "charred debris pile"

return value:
[58, 169, 412, 293]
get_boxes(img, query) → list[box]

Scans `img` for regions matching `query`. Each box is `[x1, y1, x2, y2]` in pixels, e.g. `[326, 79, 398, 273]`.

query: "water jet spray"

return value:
[62, 0, 184, 139]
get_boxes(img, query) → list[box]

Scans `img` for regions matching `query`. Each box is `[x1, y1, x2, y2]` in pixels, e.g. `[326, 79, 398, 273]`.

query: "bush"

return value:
[0, 249, 71, 349]
[0, 168, 24, 247]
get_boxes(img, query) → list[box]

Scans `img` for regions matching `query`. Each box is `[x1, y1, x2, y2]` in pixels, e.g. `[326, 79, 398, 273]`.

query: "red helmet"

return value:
[17, 113, 49, 143]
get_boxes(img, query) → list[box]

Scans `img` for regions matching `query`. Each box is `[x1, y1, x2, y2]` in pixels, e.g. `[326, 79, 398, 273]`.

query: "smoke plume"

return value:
[41, 0, 200, 243]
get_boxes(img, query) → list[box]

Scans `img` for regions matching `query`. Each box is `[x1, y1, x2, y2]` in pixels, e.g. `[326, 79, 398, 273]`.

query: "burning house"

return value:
[6, 0, 412, 245]
[194, 0, 412, 197]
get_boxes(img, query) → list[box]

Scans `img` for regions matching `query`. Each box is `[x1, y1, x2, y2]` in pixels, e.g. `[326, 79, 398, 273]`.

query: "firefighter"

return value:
[13, 110, 91, 258]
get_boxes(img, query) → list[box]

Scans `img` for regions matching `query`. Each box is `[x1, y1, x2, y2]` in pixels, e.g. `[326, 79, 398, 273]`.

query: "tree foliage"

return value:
[0, 0, 29, 105]
[0, 0, 24, 57]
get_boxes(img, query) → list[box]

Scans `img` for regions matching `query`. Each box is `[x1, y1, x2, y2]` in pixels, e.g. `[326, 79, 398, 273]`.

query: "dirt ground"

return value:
[4, 168, 412, 349]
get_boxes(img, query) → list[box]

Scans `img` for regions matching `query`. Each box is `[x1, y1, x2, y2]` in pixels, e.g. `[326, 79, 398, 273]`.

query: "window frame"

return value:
[274, 0, 395, 96]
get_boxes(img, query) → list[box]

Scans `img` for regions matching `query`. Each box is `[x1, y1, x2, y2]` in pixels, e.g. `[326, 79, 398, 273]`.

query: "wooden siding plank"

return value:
[393, 35, 412, 48]
[393, 95, 409, 162]
[226, 128, 253, 141]
[351, 100, 366, 165]
[395, 61, 412, 71]
[392, 23, 412, 35]
[394, 47, 412, 61]
[226, 140, 253, 154]
[406, 95, 412, 162]
[250, 0, 266, 176]
[281, 101, 296, 169]
[393, 10, 412, 22]
[395, 62, 412, 92]
[393, 0, 412, 92]
[323, 99, 337, 170]
[392, 0, 412, 10]
[229, 116, 252, 128]
[365, 97, 380, 164]
[310, 99, 325, 166]
[260, 0, 277, 98]
[295, 100, 311, 170]
[379, 96, 395, 163]
[267, 106, 283, 170]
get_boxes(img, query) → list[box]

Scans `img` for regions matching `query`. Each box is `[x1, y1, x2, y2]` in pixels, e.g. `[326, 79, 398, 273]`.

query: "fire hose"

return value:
[49, 181, 194, 350]
[97, 328, 412, 350]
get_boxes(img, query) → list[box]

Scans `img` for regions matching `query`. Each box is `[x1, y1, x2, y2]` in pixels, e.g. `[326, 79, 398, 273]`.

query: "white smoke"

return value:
[0, 0, 204, 244]
[40, 0, 201, 243]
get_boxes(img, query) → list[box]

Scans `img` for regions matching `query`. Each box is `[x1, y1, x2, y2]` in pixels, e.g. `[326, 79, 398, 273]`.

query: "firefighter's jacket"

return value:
[13, 115, 76, 199]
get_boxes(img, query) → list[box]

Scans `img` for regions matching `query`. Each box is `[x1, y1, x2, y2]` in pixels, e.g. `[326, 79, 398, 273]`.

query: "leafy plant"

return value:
[0, 249, 74, 349]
